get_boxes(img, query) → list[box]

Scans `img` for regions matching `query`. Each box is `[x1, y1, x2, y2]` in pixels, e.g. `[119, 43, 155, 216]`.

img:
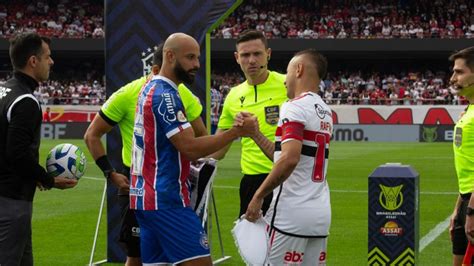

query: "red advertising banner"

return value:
[45, 105, 466, 125]
[330, 105, 465, 125]
[44, 106, 99, 122]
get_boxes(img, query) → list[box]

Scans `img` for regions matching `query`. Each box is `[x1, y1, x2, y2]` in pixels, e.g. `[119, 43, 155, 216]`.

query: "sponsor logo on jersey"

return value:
[158, 93, 177, 124]
[131, 226, 140, 237]
[284, 251, 304, 263]
[379, 184, 403, 211]
[239, 96, 245, 106]
[319, 251, 327, 262]
[130, 187, 144, 197]
[315, 104, 331, 119]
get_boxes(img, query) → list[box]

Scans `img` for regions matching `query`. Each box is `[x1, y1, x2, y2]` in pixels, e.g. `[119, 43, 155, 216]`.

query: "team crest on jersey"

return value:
[177, 110, 187, 122]
[200, 231, 209, 249]
[0, 86, 11, 99]
[264, 105, 279, 125]
[141, 46, 159, 76]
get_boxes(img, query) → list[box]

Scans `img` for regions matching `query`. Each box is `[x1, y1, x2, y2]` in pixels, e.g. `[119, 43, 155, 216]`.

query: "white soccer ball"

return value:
[46, 143, 87, 180]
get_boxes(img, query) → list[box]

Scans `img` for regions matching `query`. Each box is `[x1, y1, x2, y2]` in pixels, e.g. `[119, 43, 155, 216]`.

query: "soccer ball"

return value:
[46, 143, 87, 180]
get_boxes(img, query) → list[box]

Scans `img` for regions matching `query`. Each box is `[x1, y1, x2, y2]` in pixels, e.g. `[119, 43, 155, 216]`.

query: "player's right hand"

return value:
[110, 172, 130, 191]
[245, 197, 263, 223]
[53, 176, 78, 190]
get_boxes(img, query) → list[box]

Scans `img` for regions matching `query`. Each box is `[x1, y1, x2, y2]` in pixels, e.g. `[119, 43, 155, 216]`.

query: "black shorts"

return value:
[453, 194, 470, 255]
[239, 173, 273, 218]
[117, 166, 140, 258]
[117, 195, 141, 258]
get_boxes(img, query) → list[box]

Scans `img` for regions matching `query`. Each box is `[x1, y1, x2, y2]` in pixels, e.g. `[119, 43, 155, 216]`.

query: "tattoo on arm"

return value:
[253, 132, 274, 161]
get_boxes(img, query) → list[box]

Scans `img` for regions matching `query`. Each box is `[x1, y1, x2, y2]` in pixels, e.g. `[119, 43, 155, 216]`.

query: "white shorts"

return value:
[267, 228, 327, 266]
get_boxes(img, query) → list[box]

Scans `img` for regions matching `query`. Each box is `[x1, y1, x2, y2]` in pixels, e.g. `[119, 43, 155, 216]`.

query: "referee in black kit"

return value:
[0, 33, 77, 265]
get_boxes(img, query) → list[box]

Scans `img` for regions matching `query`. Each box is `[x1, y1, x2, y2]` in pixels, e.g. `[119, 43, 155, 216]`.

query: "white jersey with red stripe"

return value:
[130, 75, 191, 211]
[265, 91, 333, 237]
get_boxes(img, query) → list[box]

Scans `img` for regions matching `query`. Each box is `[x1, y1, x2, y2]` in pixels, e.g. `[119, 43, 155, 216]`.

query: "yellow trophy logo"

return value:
[379, 184, 403, 211]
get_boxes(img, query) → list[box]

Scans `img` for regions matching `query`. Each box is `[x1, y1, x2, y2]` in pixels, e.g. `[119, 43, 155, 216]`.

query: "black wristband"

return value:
[95, 155, 115, 178]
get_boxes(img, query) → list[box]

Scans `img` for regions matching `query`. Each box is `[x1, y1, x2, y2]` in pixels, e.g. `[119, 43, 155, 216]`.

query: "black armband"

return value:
[95, 155, 116, 179]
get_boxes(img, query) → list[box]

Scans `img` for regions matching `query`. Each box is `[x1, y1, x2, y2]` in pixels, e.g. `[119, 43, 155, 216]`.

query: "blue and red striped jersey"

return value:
[130, 75, 191, 210]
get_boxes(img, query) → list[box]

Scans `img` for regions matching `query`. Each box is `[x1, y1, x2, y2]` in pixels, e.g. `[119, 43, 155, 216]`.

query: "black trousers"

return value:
[239, 174, 273, 218]
[0, 196, 33, 266]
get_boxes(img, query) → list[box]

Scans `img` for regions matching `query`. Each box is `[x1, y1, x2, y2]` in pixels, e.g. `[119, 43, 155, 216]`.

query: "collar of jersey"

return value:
[151, 75, 178, 91]
[245, 70, 272, 87]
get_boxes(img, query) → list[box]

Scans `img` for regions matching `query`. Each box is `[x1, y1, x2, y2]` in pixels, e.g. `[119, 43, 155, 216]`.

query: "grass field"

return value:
[33, 139, 457, 265]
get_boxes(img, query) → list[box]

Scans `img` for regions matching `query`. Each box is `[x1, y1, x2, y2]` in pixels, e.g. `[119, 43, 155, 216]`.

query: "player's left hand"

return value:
[466, 214, 474, 243]
[245, 197, 263, 223]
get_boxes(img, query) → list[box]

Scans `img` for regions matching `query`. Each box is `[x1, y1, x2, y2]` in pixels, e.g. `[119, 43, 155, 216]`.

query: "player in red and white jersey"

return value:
[244, 49, 332, 265]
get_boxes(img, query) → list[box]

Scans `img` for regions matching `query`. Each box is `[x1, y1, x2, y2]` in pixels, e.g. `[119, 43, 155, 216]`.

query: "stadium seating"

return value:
[211, 69, 467, 106]
[0, 0, 104, 39]
[211, 0, 474, 39]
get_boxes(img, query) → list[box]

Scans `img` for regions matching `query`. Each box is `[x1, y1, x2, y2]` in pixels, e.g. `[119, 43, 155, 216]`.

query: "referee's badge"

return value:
[455, 127, 462, 147]
[264, 105, 279, 125]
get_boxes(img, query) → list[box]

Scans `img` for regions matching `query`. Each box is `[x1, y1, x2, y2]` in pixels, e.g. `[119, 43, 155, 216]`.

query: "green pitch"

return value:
[33, 140, 456, 265]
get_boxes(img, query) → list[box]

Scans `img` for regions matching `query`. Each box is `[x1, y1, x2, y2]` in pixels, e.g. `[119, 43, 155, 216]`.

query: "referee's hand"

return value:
[109, 171, 130, 191]
[466, 215, 474, 243]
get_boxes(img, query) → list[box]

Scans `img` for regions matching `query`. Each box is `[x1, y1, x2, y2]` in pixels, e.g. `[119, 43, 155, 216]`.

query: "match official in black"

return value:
[0, 33, 77, 265]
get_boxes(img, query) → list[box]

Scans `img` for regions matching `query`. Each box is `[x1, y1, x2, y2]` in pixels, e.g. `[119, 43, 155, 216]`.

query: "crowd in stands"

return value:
[212, 0, 474, 39]
[0, 0, 104, 38]
[0, 74, 105, 105]
[0, 69, 462, 106]
[211, 69, 466, 106]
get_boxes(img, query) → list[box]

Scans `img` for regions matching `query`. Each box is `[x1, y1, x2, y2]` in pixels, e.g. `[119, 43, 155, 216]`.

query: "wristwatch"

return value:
[467, 207, 474, 216]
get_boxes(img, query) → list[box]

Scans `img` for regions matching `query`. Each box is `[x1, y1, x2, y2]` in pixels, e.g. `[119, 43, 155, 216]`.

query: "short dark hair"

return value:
[9, 33, 50, 70]
[294, 49, 328, 80]
[152, 42, 164, 67]
[449, 46, 474, 72]
[236, 30, 268, 49]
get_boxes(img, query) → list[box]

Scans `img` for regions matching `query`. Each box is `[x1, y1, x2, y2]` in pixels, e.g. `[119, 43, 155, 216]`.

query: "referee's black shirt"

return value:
[0, 71, 54, 201]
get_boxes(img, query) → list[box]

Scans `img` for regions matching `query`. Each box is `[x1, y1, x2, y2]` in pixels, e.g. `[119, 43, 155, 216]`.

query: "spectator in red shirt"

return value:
[43, 106, 51, 122]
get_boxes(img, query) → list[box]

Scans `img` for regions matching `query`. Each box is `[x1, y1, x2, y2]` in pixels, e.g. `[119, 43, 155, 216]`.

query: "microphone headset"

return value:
[456, 82, 474, 91]
[259, 56, 270, 69]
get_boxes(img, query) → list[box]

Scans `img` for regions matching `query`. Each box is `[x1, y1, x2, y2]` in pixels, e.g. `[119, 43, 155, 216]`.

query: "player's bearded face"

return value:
[174, 60, 198, 84]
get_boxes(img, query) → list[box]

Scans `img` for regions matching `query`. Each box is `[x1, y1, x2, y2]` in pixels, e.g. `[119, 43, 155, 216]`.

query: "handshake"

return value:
[232, 111, 259, 138]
